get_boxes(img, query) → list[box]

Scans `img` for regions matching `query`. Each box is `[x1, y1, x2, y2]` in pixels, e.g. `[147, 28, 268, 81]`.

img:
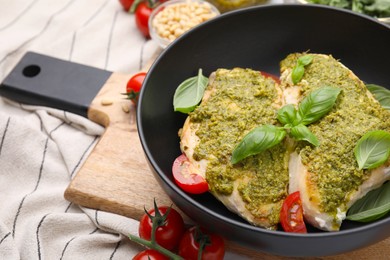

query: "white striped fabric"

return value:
[0, 0, 159, 259]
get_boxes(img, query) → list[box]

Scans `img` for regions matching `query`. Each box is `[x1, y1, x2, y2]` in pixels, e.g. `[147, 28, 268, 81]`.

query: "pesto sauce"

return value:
[285, 54, 390, 215]
[207, 0, 267, 12]
[189, 68, 289, 223]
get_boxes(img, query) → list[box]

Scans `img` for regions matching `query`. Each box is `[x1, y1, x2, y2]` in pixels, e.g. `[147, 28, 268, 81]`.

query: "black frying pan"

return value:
[137, 4, 390, 257]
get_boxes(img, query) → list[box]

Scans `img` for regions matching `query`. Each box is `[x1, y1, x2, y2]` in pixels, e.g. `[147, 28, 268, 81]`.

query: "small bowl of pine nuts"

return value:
[149, 0, 220, 48]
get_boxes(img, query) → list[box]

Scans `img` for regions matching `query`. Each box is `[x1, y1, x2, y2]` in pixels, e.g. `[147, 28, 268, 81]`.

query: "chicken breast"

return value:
[179, 68, 289, 229]
[280, 53, 390, 231]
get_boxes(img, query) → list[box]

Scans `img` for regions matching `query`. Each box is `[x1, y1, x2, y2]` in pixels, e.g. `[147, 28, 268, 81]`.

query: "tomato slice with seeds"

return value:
[172, 154, 209, 194]
[280, 191, 307, 233]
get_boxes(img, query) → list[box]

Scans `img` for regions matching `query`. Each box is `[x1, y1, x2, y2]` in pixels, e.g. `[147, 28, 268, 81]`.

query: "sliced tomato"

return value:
[260, 71, 281, 84]
[280, 191, 307, 233]
[172, 154, 209, 194]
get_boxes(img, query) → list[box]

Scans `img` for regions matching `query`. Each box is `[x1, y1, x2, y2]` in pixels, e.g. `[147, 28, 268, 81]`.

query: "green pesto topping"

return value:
[283, 54, 390, 215]
[189, 68, 289, 224]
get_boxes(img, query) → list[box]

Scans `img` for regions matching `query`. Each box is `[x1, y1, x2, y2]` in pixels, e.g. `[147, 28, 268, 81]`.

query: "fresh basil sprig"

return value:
[231, 86, 341, 164]
[277, 104, 299, 127]
[231, 125, 286, 164]
[173, 69, 209, 114]
[297, 86, 341, 125]
[290, 124, 320, 147]
[292, 55, 313, 84]
[354, 130, 390, 170]
[283, 87, 341, 144]
[346, 181, 390, 222]
[366, 83, 390, 111]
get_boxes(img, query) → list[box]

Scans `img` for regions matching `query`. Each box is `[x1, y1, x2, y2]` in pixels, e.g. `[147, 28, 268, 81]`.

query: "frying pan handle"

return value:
[0, 52, 112, 119]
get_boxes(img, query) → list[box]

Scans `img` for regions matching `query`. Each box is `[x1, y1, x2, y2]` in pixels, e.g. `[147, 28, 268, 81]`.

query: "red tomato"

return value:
[280, 191, 307, 233]
[139, 206, 185, 250]
[172, 154, 209, 194]
[135, 2, 153, 38]
[119, 0, 134, 11]
[260, 71, 281, 84]
[178, 226, 225, 260]
[133, 249, 169, 260]
[126, 72, 146, 105]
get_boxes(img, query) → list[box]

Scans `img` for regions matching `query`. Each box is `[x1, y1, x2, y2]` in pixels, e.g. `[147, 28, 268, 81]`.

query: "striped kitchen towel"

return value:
[0, 0, 160, 259]
[0, 100, 144, 259]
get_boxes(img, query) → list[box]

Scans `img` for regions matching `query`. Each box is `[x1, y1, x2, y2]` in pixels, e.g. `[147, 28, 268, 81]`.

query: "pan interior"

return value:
[137, 3, 390, 256]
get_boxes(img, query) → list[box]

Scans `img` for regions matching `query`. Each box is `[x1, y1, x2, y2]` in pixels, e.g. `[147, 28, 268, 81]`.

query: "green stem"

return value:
[129, 234, 183, 260]
[147, 0, 157, 8]
[129, 0, 143, 13]
[150, 208, 159, 247]
[197, 239, 206, 260]
[130, 201, 182, 259]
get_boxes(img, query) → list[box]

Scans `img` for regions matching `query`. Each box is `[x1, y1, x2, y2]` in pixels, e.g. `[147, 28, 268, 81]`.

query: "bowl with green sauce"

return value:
[289, 0, 390, 24]
[206, 0, 268, 12]
[137, 4, 390, 257]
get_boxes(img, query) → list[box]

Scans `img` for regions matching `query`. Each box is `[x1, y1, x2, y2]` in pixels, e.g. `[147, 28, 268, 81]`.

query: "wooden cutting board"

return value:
[1, 52, 389, 259]
[0, 51, 172, 218]
[64, 72, 177, 221]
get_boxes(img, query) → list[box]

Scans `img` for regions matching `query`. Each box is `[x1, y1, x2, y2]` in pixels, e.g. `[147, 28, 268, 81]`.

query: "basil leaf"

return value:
[298, 55, 313, 66]
[291, 55, 313, 84]
[298, 86, 341, 125]
[173, 69, 208, 114]
[231, 125, 286, 164]
[366, 83, 390, 111]
[277, 104, 298, 126]
[292, 64, 305, 84]
[347, 181, 390, 222]
[354, 130, 390, 170]
[290, 124, 320, 146]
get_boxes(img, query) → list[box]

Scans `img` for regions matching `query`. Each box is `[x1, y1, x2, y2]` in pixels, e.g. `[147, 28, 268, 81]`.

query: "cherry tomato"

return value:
[280, 191, 307, 233]
[133, 249, 169, 260]
[119, 0, 134, 11]
[260, 71, 281, 84]
[135, 1, 153, 38]
[172, 154, 209, 194]
[132, 0, 168, 38]
[178, 226, 225, 260]
[139, 205, 185, 250]
[126, 72, 146, 105]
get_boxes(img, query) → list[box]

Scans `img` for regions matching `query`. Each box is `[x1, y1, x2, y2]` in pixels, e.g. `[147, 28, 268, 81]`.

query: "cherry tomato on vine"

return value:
[126, 72, 146, 105]
[280, 191, 307, 233]
[172, 154, 209, 194]
[134, 1, 153, 38]
[178, 226, 225, 260]
[131, 0, 167, 38]
[133, 249, 169, 260]
[139, 205, 185, 250]
[119, 0, 135, 11]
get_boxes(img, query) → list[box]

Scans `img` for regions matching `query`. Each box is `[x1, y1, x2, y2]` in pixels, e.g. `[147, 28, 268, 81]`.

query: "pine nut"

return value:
[151, 0, 218, 44]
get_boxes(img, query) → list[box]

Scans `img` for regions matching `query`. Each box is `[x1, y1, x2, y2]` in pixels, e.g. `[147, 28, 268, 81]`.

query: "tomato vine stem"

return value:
[129, 233, 183, 259]
[129, 201, 183, 259]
